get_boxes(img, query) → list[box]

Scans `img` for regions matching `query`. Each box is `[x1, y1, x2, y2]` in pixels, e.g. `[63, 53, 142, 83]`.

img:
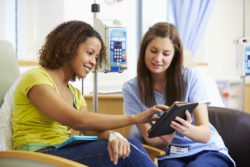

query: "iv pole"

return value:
[91, 1, 100, 113]
[241, 0, 246, 112]
[79, 1, 99, 135]
[82, 1, 99, 113]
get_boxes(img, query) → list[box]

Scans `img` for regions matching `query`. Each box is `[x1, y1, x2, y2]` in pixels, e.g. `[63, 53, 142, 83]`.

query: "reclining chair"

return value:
[208, 106, 250, 167]
[0, 40, 20, 106]
[0, 40, 86, 167]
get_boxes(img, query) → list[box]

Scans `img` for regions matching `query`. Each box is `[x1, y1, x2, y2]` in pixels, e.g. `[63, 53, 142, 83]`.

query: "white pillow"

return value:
[203, 76, 225, 107]
[0, 76, 21, 150]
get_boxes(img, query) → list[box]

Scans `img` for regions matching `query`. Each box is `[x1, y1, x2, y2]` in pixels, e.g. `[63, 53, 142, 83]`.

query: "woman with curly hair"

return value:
[12, 20, 160, 167]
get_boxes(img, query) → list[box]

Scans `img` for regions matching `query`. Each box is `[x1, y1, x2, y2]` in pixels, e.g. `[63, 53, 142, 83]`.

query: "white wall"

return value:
[63, 0, 138, 94]
[9, 0, 138, 94]
[195, 0, 250, 82]
[0, 0, 6, 39]
[2, 0, 250, 94]
[17, 0, 64, 61]
[141, 0, 169, 36]
[0, 0, 15, 46]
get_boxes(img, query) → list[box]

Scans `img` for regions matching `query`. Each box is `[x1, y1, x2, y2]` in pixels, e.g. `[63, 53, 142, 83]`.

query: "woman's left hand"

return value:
[107, 136, 130, 165]
[170, 110, 193, 136]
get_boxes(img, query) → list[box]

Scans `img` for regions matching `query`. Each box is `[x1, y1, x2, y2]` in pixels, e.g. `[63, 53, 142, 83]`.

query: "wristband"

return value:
[108, 132, 127, 142]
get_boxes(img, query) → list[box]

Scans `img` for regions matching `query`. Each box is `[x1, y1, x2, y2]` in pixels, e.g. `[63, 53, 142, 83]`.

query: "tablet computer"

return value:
[148, 102, 198, 138]
[55, 136, 98, 150]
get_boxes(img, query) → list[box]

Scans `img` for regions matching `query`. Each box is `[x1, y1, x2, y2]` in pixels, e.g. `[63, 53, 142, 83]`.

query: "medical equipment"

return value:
[235, 37, 250, 76]
[90, 2, 128, 113]
[94, 18, 127, 73]
[235, 37, 250, 112]
[233, 0, 249, 112]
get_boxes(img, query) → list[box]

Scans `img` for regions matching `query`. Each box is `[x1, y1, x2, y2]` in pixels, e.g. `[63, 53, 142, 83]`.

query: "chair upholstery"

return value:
[0, 40, 88, 166]
[0, 40, 20, 106]
[208, 106, 250, 167]
[0, 40, 20, 150]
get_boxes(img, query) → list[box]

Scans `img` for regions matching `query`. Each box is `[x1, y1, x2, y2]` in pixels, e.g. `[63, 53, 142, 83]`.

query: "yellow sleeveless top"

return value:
[12, 67, 86, 151]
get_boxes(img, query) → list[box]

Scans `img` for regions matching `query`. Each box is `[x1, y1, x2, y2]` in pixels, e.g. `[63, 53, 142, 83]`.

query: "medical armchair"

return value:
[0, 40, 87, 167]
[0, 40, 20, 106]
[0, 40, 20, 150]
[208, 106, 250, 167]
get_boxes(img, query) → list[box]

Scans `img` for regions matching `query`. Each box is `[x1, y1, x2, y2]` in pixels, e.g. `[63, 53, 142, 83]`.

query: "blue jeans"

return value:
[158, 150, 234, 167]
[46, 138, 156, 167]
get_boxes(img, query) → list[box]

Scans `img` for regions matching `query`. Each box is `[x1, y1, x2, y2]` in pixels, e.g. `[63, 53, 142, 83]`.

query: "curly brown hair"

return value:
[39, 20, 106, 81]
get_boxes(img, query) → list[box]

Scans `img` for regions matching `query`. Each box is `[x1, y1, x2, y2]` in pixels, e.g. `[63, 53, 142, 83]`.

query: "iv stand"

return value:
[91, 2, 100, 113]
[241, 0, 246, 112]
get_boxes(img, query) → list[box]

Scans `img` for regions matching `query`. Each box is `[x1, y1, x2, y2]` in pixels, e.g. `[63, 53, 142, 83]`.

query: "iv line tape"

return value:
[108, 132, 157, 162]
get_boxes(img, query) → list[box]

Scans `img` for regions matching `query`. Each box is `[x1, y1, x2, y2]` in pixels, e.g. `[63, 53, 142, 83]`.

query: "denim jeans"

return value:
[47, 138, 156, 167]
[158, 150, 234, 167]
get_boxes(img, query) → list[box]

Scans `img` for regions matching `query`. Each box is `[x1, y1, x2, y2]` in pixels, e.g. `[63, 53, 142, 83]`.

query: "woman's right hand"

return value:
[107, 133, 130, 165]
[133, 104, 168, 124]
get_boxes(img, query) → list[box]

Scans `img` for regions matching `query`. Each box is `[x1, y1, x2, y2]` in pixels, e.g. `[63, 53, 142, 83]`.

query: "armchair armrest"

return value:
[0, 150, 87, 167]
[142, 144, 165, 165]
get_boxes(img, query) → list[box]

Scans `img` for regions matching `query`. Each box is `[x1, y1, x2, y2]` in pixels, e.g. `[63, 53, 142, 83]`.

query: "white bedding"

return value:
[0, 76, 21, 150]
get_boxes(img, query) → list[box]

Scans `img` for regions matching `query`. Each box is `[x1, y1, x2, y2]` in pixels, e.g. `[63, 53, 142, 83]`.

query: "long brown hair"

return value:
[39, 20, 106, 81]
[137, 22, 185, 107]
